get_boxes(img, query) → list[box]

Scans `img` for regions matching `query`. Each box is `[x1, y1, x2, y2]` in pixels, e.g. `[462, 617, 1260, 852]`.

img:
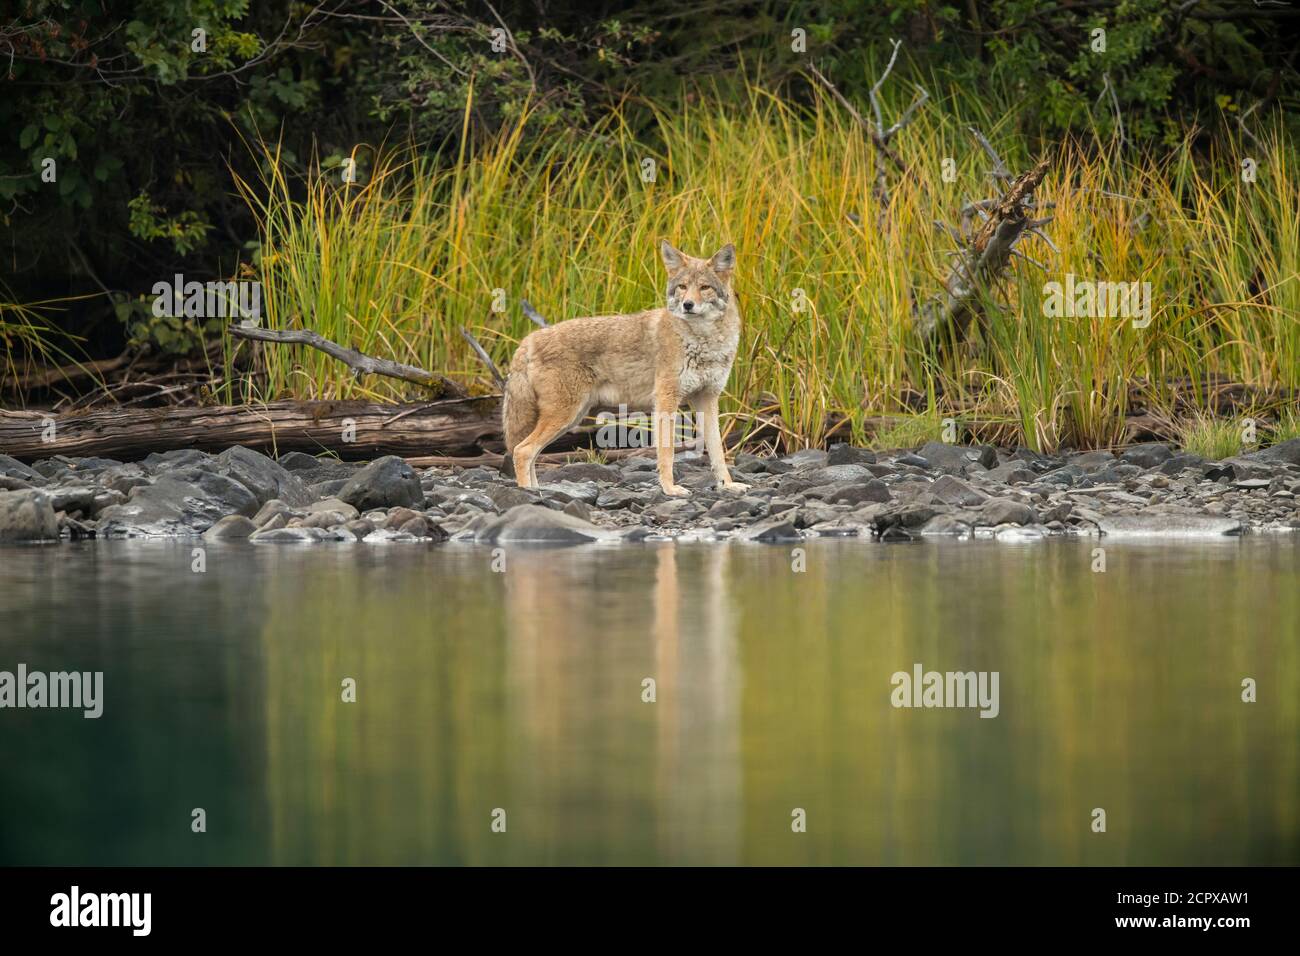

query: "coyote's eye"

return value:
[674, 284, 686, 293]
[699, 286, 716, 298]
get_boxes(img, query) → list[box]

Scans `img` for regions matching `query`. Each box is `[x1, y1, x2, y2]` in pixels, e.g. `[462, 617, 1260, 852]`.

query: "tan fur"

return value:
[502, 240, 749, 496]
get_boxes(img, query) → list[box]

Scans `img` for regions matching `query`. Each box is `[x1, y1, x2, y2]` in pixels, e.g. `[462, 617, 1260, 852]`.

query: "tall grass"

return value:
[226, 82, 1299, 451]
[1, 288, 86, 404]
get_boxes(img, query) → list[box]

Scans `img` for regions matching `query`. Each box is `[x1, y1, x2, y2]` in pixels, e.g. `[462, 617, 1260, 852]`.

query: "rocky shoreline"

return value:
[2, 439, 1299, 545]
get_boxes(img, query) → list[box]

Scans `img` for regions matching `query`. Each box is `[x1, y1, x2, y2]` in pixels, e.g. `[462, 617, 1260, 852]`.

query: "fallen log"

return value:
[0, 398, 505, 462]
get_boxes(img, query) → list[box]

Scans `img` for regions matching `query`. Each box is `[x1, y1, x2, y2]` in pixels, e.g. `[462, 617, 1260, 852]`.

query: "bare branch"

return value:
[521, 300, 549, 327]
[967, 127, 1012, 182]
[460, 326, 506, 390]
[229, 324, 466, 397]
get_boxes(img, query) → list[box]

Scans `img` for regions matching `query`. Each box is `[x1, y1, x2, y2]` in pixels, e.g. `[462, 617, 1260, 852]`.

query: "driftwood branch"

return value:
[521, 300, 549, 327]
[916, 155, 1053, 350]
[228, 325, 466, 398]
[809, 48, 928, 225]
[808, 63, 908, 172]
[459, 326, 507, 390]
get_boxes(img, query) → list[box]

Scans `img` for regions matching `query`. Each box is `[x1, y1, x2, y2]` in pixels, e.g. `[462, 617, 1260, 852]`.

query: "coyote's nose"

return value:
[683, 300, 695, 312]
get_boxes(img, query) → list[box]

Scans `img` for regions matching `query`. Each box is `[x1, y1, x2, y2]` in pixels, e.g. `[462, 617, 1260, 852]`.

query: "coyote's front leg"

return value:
[655, 379, 689, 497]
[694, 392, 749, 493]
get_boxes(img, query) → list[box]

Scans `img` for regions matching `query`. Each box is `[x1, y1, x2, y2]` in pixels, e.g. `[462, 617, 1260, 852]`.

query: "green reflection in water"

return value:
[0, 537, 1295, 865]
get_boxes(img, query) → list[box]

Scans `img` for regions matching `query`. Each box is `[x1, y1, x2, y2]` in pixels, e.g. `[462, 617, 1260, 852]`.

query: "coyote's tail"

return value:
[500, 345, 538, 478]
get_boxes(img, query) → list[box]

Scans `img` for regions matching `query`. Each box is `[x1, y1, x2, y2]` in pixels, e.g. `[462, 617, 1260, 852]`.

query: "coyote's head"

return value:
[659, 240, 736, 322]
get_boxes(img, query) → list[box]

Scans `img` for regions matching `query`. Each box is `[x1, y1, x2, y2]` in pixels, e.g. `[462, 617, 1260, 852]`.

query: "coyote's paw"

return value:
[660, 484, 691, 498]
[719, 480, 750, 493]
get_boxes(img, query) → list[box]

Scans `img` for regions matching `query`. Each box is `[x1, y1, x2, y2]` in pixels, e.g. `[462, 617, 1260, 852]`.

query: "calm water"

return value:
[0, 536, 1296, 866]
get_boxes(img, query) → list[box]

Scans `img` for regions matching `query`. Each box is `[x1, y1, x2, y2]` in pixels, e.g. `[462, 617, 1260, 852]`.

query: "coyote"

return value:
[502, 240, 749, 497]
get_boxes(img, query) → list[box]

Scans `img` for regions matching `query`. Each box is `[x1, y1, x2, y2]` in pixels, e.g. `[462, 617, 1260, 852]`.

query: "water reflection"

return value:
[0, 537, 1296, 865]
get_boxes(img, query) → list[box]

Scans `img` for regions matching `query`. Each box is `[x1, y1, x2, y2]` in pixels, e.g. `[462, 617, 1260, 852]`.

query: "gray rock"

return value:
[459, 466, 501, 484]
[202, 515, 258, 540]
[0, 454, 44, 482]
[917, 441, 994, 473]
[143, 449, 212, 472]
[305, 497, 360, 520]
[311, 472, 354, 495]
[979, 498, 1039, 526]
[874, 503, 938, 531]
[250, 526, 331, 543]
[737, 516, 801, 542]
[540, 461, 621, 483]
[381, 506, 422, 529]
[339, 456, 424, 510]
[649, 498, 703, 523]
[562, 500, 593, 522]
[91, 489, 127, 514]
[1217, 457, 1277, 482]
[826, 444, 877, 466]
[46, 485, 99, 515]
[995, 524, 1047, 540]
[31, 458, 76, 480]
[779, 463, 876, 494]
[1040, 464, 1082, 486]
[926, 474, 989, 507]
[0, 489, 59, 542]
[981, 461, 1037, 484]
[803, 479, 891, 505]
[258, 512, 289, 532]
[784, 449, 828, 469]
[96, 467, 259, 536]
[1097, 514, 1244, 537]
[58, 512, 96, 539]
[253, 499, 295, 526]
[1119, 443, 1174, 469]
[794, 504, 842, 528]
[475, 504, 607, 544]
[298, 461, 367, 484]
[708, 496, 766, 518]
[1159, 453, 1205, 475]
[536, 480, 600, 504]
[395, 516, 433, 538]
[1040, 500, 1073, 522]
[1247, 437, 1300, 466]
[212, 445, 312, 507]
[920, 513, 972, 536]
[277, 451, 325, 471]
[343, 519, 376, 538]
[302, 511, 347, 529]
[735, 451, 791, 474]
[595, 487, 638, 510]
[1067, 449, 1117, 473]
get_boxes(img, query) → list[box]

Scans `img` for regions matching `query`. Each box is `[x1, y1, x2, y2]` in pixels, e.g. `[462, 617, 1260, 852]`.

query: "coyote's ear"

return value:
[660, 239, 685, 273]
[709, 243, 736, 280]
